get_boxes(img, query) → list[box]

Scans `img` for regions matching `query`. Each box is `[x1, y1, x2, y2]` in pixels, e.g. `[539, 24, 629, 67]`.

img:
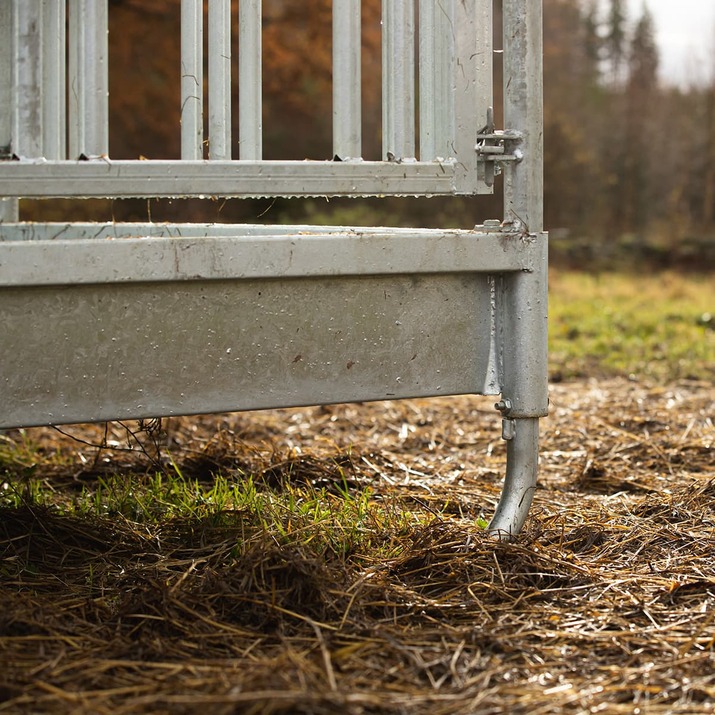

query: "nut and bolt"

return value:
[494, 398, 512, 414]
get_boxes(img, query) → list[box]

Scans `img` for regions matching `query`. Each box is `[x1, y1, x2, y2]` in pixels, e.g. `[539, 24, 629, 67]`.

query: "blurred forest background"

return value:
[26, 0, 715, 267]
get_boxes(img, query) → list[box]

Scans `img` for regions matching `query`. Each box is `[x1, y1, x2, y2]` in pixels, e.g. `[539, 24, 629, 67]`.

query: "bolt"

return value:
[494, 398, 512, 414]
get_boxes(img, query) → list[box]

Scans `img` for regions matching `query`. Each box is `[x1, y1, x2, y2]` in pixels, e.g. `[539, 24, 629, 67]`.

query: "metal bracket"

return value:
[476, 107, 524, 187]
[495, 399, 516, 440]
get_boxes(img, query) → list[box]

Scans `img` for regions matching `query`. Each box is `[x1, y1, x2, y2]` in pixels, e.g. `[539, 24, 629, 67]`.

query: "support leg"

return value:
[487, 416, 539, 539]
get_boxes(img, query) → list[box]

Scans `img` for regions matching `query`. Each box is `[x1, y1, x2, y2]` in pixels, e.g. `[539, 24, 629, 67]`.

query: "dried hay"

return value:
[1, 378, 714, 714]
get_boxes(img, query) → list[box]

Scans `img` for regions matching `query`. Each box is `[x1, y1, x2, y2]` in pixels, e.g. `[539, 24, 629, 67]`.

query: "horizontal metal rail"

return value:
[0, 158, 495, 197]
[0, 221, 515, 240]
[0, 227, 544, 286]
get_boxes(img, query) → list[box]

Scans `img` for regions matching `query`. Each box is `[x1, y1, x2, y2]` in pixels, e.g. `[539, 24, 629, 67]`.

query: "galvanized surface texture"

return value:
[487, 0, 546, 536]
[0, 274, 499, 428]
[0, 159, 476, 199]
[0, 225, 543, 285]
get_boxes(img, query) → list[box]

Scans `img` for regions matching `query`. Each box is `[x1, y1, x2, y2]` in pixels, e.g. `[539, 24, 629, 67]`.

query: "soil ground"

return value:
[1, 377, 714, 714]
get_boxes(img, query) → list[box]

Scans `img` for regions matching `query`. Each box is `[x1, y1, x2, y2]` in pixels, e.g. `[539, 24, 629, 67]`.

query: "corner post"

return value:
[488, 0, 547, 537]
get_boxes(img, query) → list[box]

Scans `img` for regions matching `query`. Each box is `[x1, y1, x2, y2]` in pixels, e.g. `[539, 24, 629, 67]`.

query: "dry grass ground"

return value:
[1, 376, 713, 714]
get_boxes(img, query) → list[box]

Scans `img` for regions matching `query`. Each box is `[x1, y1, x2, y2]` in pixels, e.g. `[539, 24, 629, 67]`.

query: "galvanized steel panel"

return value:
[0, 274, 499, 428]
[0, 0, 495, 196]
[0, 0, 548, 537]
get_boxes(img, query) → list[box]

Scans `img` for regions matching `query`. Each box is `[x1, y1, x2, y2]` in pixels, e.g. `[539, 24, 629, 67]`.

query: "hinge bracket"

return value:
[476, 107, 524, 187]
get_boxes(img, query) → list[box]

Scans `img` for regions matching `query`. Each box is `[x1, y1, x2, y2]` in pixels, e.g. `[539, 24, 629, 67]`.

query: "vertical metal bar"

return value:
[382, 0, 415, 160]
[500, 0, 546, 414]
[452, 0, 491, 191]
[88, 0, 109, 156]
[419, 0, 454, 161]
[67, 0, 81, 158]
[0, 1, 14, 159]
[489, 0, 547, 538]
[332, 0, 361, 160]
[42, 0, 66, 159]
[181, 0, 204, 160]
[238, 0, 261, 160]
[13, 0, 44, 158]
[0, 1, 14, 157]
[0, 1, 19, 220]
[209, 0, 232, 160]
[68, 0, 109, 158]
[503, 0, 544, 233]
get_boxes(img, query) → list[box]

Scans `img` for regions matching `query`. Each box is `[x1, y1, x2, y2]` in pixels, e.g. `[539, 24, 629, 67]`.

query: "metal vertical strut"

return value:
[209, 0, 231, 160]
[0, 1, 18, 221]
[333, 0, 361, 160]
[239, 0, 262, 160]
[68, 0, 109, 158]
[382, 0, 415, 160]
[487, 0, 548, 539]
[181, 0, 203, 160]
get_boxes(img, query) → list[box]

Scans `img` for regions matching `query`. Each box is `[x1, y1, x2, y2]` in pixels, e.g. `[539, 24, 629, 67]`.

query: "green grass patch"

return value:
[549, 270, 715, 382]
[0, 461, 425, 566]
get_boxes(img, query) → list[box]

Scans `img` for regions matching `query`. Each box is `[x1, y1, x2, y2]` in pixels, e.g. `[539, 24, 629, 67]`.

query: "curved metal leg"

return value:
[487, 416, 539, 540]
